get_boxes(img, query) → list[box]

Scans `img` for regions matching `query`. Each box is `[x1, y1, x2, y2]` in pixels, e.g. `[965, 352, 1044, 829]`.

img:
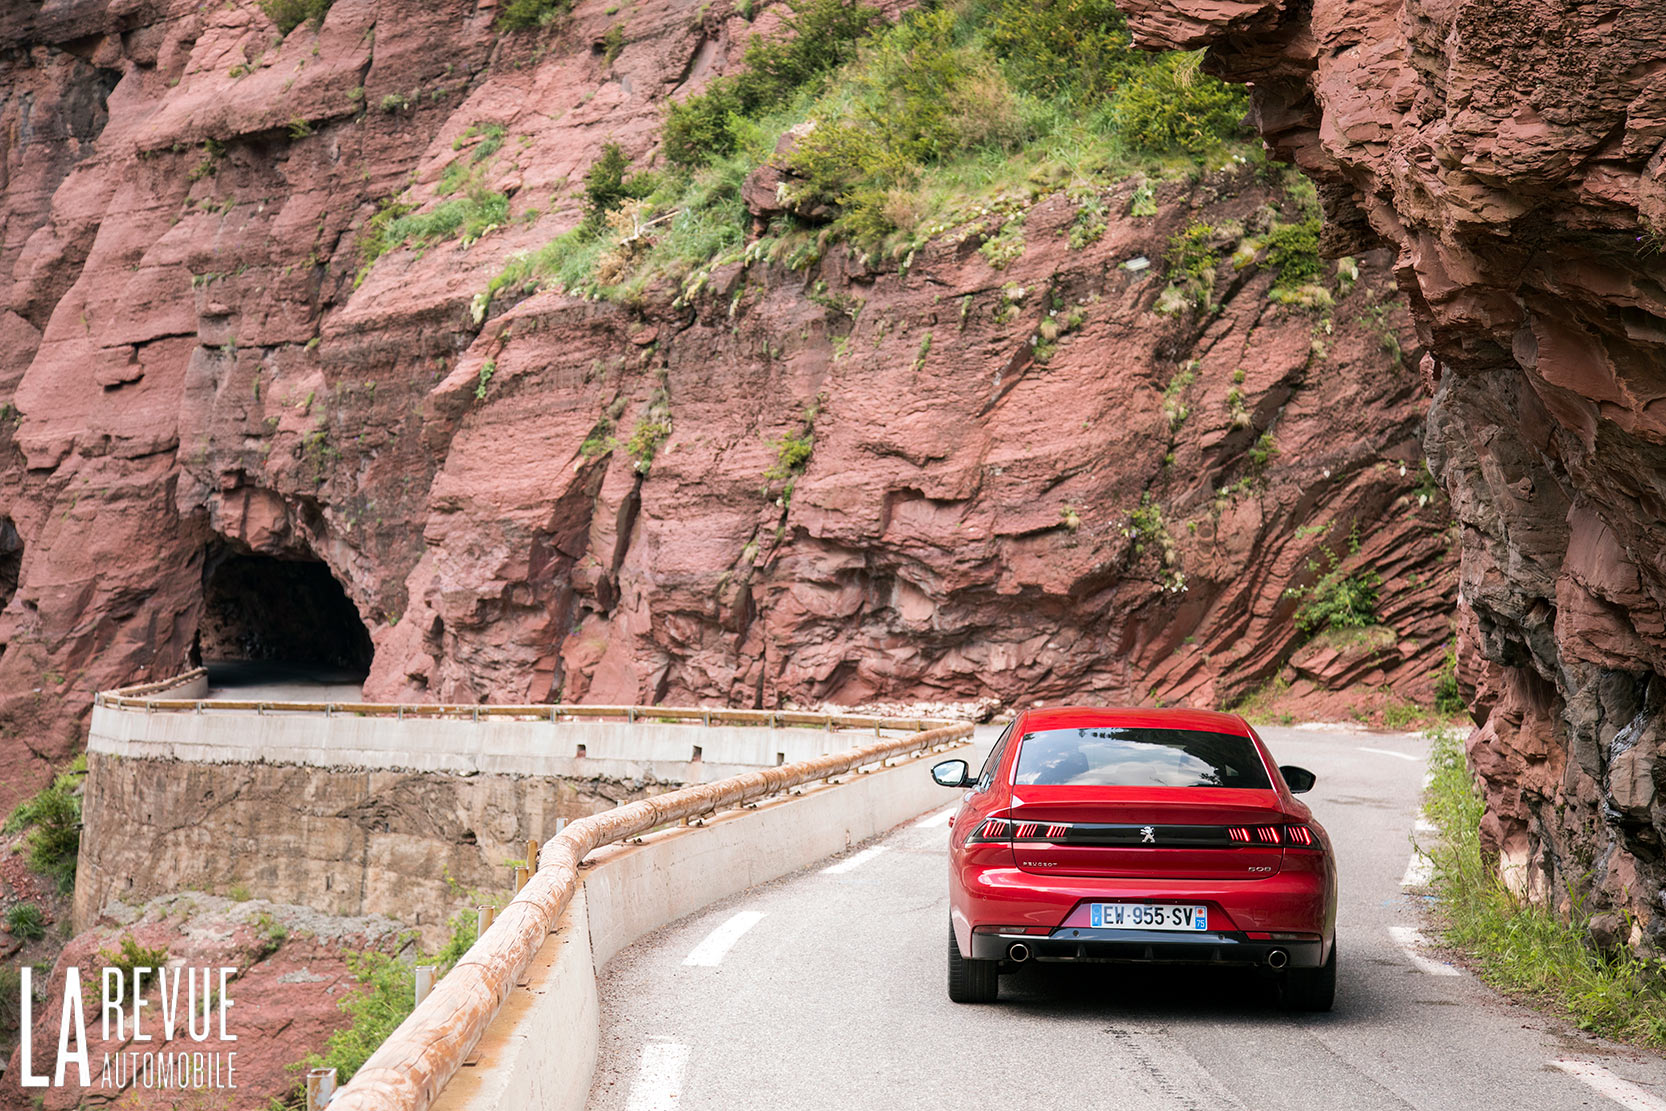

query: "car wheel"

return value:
[1282, 938, 1337, 1012]
[947, 923, 999, 1003]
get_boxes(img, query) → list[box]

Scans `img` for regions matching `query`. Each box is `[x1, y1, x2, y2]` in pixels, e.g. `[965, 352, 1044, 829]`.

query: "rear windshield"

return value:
[1012, 726, 1271, 789]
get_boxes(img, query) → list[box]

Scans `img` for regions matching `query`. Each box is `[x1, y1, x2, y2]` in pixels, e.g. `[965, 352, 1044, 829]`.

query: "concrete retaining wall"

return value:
[89, 701, 862, 784]
[430, 743, 966, 1111]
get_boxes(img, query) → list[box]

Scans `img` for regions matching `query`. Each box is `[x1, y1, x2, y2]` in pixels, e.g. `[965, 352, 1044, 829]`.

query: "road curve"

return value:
[588, 725, 1666, 1111]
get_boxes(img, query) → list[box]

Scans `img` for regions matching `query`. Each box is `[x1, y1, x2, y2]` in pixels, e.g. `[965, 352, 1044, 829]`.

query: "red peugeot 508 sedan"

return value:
[933, 706, 1335, 1009]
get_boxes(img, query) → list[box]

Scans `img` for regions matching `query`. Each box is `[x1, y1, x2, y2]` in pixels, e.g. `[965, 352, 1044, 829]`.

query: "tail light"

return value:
[967, 820, 1321, 847]
[1282, 824, 1320, 849]
[965, 817, 1014, 844]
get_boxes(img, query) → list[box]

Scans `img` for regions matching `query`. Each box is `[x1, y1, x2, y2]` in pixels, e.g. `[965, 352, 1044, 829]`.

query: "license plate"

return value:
[1090, 903, 1208, 931]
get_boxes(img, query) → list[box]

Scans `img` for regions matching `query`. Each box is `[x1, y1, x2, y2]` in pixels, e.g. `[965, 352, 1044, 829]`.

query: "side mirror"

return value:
[932, 759, 972, 788]
[1280, 765, 1316, 794]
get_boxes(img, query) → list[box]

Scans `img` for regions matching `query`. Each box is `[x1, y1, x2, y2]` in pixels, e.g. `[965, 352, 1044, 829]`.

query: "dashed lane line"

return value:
[1551, 1060, 1666, 1111]
[624, 1040, 691, 1111]
[821, 845, 889, 874]
[1359, 746, 1422, 762]
[1386, 926, 1459, 976]
[914, 806, 956, 829]
[682, 911, 765, 967]
[1401, 852, 1433, 888]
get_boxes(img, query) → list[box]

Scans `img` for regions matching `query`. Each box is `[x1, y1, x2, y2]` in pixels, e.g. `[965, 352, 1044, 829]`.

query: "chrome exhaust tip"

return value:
[1266, 948, 1289, 970]
[1008, 942, 1031, 963]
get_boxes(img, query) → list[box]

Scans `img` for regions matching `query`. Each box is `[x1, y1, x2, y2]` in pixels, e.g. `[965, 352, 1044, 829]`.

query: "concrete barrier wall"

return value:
[77, 703, 922, 939]
[88, 702, 866, 784]
[428, 743, 965, 1111]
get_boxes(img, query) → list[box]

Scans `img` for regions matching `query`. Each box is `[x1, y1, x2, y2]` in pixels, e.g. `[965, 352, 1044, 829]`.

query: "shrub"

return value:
[303, 912, 481, 1088]
[787, 9, 1025, 239]
[582, 143, 656, 232]
[664, 0, 882, 167]
[6, 903, 45, 942]
[1165, 222, 1217, 285]
[99, 935, 170, 978]
[5, 756, 86, 894]
[260, 0, 332, 35]
[498, 0, 570, 30]
[1162, 222, 1218, 309]
[626, 417, 671, 472]
[1263, 218, 1324, 291]
[1285, 548, 1381, 634]
[982, 0, 1135, 106]
[1112, 50, 1249, 157]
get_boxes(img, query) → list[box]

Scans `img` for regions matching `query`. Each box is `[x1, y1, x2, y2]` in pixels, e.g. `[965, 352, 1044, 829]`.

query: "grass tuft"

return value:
[1424, 728, 1666, 1046]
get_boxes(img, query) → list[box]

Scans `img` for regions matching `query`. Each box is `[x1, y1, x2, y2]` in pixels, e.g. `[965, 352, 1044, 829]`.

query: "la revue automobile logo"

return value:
[15, 962, 240, 1092]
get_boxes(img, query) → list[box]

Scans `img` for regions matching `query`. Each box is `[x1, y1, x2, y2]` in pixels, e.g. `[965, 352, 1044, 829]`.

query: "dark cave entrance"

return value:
[0, 517, 20, 663]
[197, 544, 374, 681]
[0, 517, 20, 613]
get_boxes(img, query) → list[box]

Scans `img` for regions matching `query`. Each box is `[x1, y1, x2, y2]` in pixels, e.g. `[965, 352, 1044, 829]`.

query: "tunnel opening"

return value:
[0, 517, 20, 612]
[0, 517, 20, 663]
[197, 543, 373, 685]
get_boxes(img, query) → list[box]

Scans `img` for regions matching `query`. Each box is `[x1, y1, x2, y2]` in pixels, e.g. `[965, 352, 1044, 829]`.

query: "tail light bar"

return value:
[966, 817, 1014, 844]
[971, 819, 1322, 848]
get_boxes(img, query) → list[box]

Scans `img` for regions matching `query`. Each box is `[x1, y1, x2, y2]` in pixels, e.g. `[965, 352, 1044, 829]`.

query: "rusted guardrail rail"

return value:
[326, 721, 971, 1111]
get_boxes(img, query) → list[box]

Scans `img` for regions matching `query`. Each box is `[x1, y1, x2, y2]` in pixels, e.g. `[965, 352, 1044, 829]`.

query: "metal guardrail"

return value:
[325, 720, 972, 1111]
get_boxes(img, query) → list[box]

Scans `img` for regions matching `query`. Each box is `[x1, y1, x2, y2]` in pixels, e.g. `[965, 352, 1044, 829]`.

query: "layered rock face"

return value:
[1119, 0, 1666, 943]
[0, 0, 1449, 812]
[3, 894, 409, 1110]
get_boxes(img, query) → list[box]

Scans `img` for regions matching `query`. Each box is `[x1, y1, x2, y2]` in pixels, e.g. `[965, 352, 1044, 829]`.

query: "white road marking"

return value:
[1359, 746, 1421, 762]
[625, 1040, 691, 1111]
[1414, 813, 1437, 834]
[1422, 770, 1434, 790]
[1551, 1060, 1666, 1111]
[822, 845, 889, 874]
[1401, 852, 1433, 888]
[682, 911, 765, 967]
[1387, 926, 1459, 976]
[914, 806, 956, 829]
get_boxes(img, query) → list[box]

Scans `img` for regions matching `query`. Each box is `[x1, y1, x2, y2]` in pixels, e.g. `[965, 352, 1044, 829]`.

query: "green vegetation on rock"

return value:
[4, 755, 86, 894]
[482, 0, 1250, 308]
[1284, 538, 1380, 634]
[260, 0, 332, 35]
[1424, 728, 1666, 1046]
[288, 908, 492, 1101]
[5, 902, 45, 942]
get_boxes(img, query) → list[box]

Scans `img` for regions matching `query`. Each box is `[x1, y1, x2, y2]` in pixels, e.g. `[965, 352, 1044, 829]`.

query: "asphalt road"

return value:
[588, 724, 1666, 1111]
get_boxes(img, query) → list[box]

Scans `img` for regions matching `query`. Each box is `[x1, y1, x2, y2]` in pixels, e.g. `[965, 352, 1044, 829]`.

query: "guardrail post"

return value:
[306, 1067, 337, 1109]
[514, 865, 530, 892]
[477, 905, 496, 938]
[414, 965, 436, 1006]
[525, 837, 541, 872]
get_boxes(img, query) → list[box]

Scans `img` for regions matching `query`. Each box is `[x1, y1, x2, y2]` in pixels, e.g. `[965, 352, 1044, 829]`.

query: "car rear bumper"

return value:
[968, 927, 1325, 968]
[951, 864, 1334, 960]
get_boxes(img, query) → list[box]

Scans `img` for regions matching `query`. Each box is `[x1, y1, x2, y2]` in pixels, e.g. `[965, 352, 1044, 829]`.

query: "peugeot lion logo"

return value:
[1140, 825, 1156, 843]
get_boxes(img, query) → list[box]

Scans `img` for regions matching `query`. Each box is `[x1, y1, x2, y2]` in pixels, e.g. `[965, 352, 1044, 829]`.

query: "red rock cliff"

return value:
[1117, 0, 1666, 945]
[0, 0, 1449, 806]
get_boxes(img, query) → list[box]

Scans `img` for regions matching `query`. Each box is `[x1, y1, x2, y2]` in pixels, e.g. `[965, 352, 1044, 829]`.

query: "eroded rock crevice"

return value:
[1119, 0, 1666, 946]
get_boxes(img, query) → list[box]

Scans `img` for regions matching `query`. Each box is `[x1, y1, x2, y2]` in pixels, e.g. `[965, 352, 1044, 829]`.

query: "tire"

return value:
[1282, 938, 1337, 1012]
[948, 923, 999, 1003]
